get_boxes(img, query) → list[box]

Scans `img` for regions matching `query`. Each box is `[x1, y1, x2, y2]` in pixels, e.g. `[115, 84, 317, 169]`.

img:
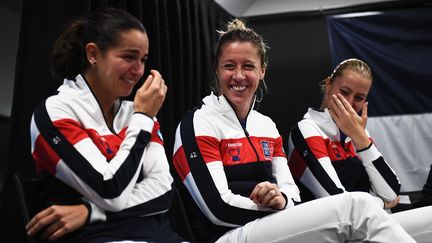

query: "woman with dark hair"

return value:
[172, 20, 415, 243]
[26, 8, 181, 242]
[287, 58, 432, 242]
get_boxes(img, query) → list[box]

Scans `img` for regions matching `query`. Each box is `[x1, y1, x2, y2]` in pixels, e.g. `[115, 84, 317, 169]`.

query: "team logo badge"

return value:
[332, 144, 342, 159]
[225, 142, 242, 162]
[262, 141, 271, 159]
[99, 137, 113, 155]
[228, 148, 240, 162]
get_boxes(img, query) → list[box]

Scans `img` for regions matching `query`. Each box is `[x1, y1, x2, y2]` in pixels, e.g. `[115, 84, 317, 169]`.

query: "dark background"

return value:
[249, 15, 330, 140]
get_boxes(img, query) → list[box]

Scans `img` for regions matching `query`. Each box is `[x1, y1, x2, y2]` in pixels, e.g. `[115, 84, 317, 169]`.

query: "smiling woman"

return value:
[212, 19, 268, 121]
[83, 29, 149, 126]
[287, 58, 432, 242]
[88, 30, 147, 89]
[216, 41, 266, 120]
[26, 7, 181, 243]
[86, 29, 148, 97]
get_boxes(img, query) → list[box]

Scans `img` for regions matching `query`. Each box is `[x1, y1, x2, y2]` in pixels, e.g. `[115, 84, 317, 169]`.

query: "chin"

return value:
[230, 97, 251, 106]
[119, 89, 134, 97]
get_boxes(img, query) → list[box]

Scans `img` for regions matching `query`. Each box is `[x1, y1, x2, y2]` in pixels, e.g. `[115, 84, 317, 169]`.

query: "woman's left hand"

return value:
[328, 94, 370, 150]
[250, 181, 286, 210]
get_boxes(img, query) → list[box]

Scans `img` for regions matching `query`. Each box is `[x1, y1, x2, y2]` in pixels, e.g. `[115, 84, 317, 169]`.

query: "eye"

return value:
[339, 89, 349, 96]
[222, 63, 235, 70]
[123, 55, 135, 62]
[243, 64, 255, 70]
[355, 96, 365, 102]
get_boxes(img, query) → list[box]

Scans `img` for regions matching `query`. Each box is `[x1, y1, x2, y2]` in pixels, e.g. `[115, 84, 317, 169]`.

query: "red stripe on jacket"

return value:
[173, 146, 190, 182]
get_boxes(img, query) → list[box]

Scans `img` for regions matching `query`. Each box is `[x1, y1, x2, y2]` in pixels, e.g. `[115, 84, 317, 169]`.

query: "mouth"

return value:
[231, 85, 246, 92]
[123, 78, 135, 85]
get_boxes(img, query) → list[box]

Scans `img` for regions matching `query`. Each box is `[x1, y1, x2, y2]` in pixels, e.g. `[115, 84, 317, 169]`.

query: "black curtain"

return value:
[0, 0, 231, 242]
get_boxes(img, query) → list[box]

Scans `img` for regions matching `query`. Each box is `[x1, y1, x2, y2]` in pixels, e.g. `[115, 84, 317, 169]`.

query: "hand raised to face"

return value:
[328, 93, 371, 150]
[133, 69, 167, 118]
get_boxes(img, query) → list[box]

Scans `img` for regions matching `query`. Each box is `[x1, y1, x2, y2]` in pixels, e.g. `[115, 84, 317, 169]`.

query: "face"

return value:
[216, 41, 266, 115]
[325, 70, 371, 113]
[88, 29, 149, 100]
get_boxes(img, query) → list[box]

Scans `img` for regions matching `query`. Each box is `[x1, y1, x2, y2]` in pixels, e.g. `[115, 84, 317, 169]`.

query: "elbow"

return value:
[97, 198, 128, 212]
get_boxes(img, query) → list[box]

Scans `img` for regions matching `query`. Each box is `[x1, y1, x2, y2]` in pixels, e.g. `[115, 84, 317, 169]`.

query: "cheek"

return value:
[327, 86, 337, 97]
[249, 72, 261, 86]
[353, 102, 364, 113]
[218, 72, 230, 84]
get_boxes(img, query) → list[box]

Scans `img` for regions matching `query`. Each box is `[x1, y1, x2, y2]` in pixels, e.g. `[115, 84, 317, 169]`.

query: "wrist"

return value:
[352, 133, 371, 150]
[82, 202, 92, 225]
[274, 192, 288, 210]
[356, 141, 373, 152]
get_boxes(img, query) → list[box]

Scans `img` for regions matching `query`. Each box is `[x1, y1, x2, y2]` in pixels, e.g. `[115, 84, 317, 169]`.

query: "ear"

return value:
[324, 77, 331, 92]
[85, 43, 99, 65]
[260, 64, 267, 80]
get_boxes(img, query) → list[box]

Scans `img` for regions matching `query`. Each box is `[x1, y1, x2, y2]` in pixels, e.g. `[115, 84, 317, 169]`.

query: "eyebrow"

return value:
[340, 86, 367, 97]
[220, 58, 257, 64]
[120, 49, 148, 59]
[120, 48, 140, 54]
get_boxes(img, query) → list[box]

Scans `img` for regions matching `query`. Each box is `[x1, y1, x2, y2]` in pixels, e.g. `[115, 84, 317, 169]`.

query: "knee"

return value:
[345, 192, 380, 208]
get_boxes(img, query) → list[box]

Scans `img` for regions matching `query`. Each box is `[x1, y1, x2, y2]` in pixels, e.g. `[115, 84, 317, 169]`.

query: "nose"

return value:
[346, 95, 355, 108]
[233, 68, 245, 80]
[131, 60, 144, 78]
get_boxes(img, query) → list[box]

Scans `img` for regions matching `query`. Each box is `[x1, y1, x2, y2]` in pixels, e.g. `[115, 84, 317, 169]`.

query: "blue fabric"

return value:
[327, 8, 432, 116]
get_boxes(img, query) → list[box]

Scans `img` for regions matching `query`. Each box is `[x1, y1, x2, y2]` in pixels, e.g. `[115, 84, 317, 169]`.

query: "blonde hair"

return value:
[320, 58, 372, 94]
[213, 19, 269, 100]
[215, 19, 268, 67]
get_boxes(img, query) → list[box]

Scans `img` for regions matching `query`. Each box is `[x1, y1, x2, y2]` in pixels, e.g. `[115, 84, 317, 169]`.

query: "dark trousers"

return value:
[61, 213, 183, 243]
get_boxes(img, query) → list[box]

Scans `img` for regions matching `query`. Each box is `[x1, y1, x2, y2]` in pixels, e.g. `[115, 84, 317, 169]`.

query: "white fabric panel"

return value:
[366, 113, 432, 191]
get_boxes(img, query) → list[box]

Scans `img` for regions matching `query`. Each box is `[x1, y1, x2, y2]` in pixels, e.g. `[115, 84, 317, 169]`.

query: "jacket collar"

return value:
[304, 108, 341, 141]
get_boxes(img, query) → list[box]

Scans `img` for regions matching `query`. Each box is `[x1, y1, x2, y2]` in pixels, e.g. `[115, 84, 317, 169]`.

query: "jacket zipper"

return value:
[243, 127, 260, 162]
[223, 94, 260, 161]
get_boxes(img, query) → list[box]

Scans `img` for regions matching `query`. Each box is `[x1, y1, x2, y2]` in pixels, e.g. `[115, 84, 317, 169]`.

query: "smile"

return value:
[232, 85, 246, 91]
[124, 79, 135, 84]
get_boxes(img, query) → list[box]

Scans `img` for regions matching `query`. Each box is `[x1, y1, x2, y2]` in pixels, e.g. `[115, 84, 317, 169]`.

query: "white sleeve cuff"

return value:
[357, 143, 381, 164]
[81, 197, 106, 224]
[129, 113, 154, 133]
[85, 200, 107, 223]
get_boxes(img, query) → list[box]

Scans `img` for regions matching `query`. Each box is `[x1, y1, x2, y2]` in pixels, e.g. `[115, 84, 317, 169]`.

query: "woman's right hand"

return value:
[384, 196, 400, 209]
[26, 204, 88, 241]
[329, 94, 370, 150]
[250, 181, 286, 210]
[134, 70, 167, 117]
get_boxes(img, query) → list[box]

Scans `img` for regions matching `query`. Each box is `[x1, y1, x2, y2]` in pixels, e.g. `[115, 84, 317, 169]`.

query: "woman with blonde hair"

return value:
[288, 57, 432, 242]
